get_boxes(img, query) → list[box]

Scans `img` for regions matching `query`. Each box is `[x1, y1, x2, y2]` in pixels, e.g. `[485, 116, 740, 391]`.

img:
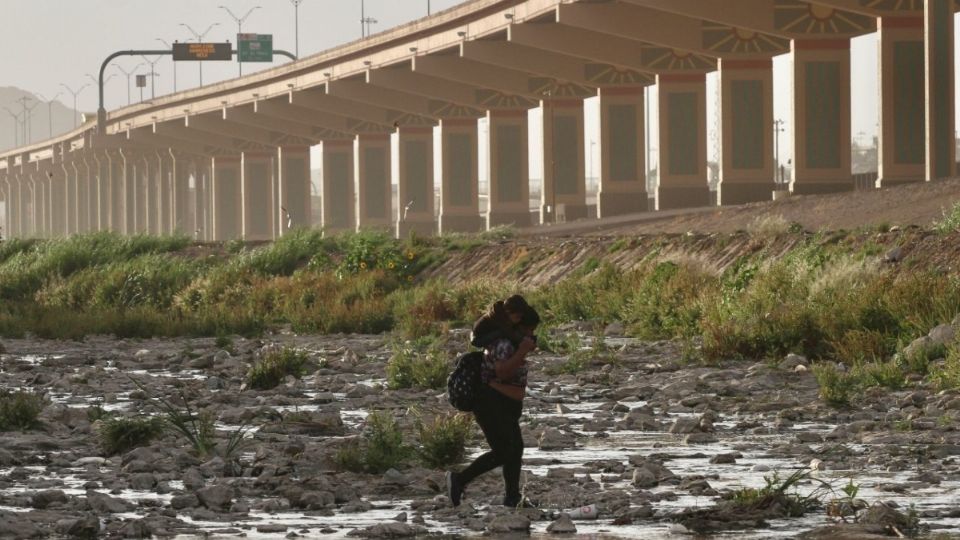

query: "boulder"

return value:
[779, 353, 809, 371]
[538, 428, 577, 450]
[860, 502, 912, 531]
[346, 522, 427, 538]
[56, 514, 100, 538]
[86, 490, 134, 513]
[170, 493, 199, 510]
[632, 467, 657, 488]
[196, 485, 234, 510]
[547, 514, 577, 534]
[684, 433, 718, 444]
[668, 417, 702, 434]
[128, 473, 157, 491]
[928, 324, 958, 346]
[120, 519, 152, 539]
[487, 514, 531, 534]
[31, 489, 68, 509]
[0, 510, 41, 538]
[181, 468, 205, 491]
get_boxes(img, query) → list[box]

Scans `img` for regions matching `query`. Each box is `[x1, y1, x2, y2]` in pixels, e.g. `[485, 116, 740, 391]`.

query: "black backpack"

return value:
[447, 351, 484, 412]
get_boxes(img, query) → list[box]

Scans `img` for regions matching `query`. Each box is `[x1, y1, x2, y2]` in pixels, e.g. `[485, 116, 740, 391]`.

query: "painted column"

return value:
[154, 152, 169, 235]
[718, 59, 775, 205]
[321, 139, 355, 233]
[212, 155, 242, 241]
[170, 152, 192, 235]
[790, 39, 852, 194]
[355, 133, 392, 232]
[540, 99, 587, 223]
[657, 74, 709, 210]
[925, 0, 955, 181]
[241, 151, 274, 241]
[437, 118, 482, 234]
[486, 109, 531, 229]
[277, 146, 313, 234]
[396, 127, 436, 237]
[878, 17, 925, 186]
[597, 87, 647, 218]
[194, 160, 209, 241]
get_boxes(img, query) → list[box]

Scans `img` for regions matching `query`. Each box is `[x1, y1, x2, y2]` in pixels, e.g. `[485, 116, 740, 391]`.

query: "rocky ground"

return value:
[0, 325, 959, 539]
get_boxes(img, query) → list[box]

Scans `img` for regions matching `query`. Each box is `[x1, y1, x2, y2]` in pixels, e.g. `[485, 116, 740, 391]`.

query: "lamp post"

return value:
[141, 55, 162, 99]
[360, 0, 378, 37]
[35, 92, 62, 139]
[179, 22, 220, 87]
[219, 6, 261, 76]
[59, 84, 89, 129]
[427, 0, 431, 15]
[115, 63, 145, 105]
[289, 0, 306, 59]
[85, 73, 115, 111]
[156, 39, 178, 92]
[3, 107, 21, 147]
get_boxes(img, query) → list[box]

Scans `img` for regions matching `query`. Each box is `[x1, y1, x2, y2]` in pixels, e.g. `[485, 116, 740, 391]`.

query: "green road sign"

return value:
[238, 34, 273, 63]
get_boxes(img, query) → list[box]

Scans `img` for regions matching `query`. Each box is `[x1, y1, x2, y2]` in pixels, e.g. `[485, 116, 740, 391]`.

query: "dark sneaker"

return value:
[446, 471, 464, 507]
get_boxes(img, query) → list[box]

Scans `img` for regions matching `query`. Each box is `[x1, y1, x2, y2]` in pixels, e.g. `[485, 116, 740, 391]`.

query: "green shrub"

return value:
[246, 348, 310, 390]
[335, 411, 410, 473]
[390, 281, 458, 338]
[932, 345, 960, 390]
[415, 412, 474, 468]
[621, 261, 714, 340]
[0, 390, 46, 431]
[812, 363, 857, 407]
[934, 201, 960, 234]
[96, 416, 165, 455]
[386, 337, 450, 390]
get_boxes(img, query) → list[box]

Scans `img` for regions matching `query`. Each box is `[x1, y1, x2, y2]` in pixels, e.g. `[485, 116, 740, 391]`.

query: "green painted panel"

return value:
[668, 92, 698, 175]
[363, 147, 387, 219]
[894, 41, 925, 165]
[609, 104, 638, 182]
[447, 133, 473, 207]
[327, 153, 351, 228]
[731, 80, 764, 170]
[555, 115, 579, 195]
[933, 0, 953, 177]
[496, 124, 523, 203]
[283, 156, 309, 224]
[404, 140, 429, 212]
[804, 62, 841, 169]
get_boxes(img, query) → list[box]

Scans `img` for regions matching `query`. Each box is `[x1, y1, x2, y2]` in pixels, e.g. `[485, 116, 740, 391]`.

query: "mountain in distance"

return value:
[0, 87, 81, 153]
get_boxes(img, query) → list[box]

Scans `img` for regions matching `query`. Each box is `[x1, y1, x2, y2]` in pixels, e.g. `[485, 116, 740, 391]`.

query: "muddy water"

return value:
[1, 334, 959, 538]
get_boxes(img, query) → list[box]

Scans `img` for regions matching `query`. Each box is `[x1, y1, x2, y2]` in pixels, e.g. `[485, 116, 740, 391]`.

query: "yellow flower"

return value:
[388, 262, 396, 269]
[407, 276, 414, 282]
[407, 251, 415, 260]
[359, 261, 367, 269]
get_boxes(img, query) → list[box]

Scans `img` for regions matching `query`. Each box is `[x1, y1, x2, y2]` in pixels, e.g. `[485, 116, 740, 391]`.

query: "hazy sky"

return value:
[3, 1, 956, 176]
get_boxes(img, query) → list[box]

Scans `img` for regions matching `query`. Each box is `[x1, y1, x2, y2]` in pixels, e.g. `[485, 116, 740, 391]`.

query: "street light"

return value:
[115, 63, 145, 105]
[219, 5, 261, 76]
[59, 83, 90, 129]
[35, 92, 62, 139]
[360, 0, 378, 38]
[289, 0, 306, 59]
[156, 38, 178, 92]
[427, 0, 431, 15]
[3, 107, 21, 147]
[179, 22, 221, 87]
[141, 55, 163, 99]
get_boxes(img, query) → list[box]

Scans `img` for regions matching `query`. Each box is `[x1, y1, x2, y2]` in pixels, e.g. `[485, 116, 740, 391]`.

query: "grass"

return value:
[414, 411, 474, 468]
[934, 201, 960, 234]
[0, 390, 46, 431]
[335, 411, 410, 474]
[246, 347, 310, 391]
[386, 336, 450, 390]
[96, 416, 166, 455]
[729, 469, 828, 517]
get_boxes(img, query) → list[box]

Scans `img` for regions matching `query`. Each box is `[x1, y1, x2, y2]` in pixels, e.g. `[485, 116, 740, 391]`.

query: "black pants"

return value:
[459, 385, 524, 502]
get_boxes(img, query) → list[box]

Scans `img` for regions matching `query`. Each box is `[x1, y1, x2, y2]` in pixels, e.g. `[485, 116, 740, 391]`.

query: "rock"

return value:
[884, 246, 903, 263]
[632, 467, 657, 488]
[197, 485, 234, 510]
[346, 522, 427, 538]
[87, 490, 134, 513]
[170, 493, 200, 510]
[779, 353, 809, 371]
[860, 501, 912, 530]
[73, 457, 106, 467]
[683, 433, 717, 444]
[668, 417, 702, 434]
[298, 491, 335, 510]
[257, 525, 289, 533]
[797, 524, 897, 539]
[902, 336, 934, 361]
[796, 432, 824, 443]
[619, 410, 661, 431]
[709, 453, 737, 464]
[31, 489, 68, 509]
[393, 512, 407, 522]
[382, 469, 408, 486]
[604, 322, 624, 336]
[487, 514, 531, 533]
[539, 428, 577, 450]
[928, 323, 958, 346]
[0, 448, 19, 466]
[134, 349, 151, 358]
[56, 514, 100, 538]
[214, 350, 231, 363]
[547, 514, 577, 534]
[120, 519, 152, 538]
[128, 473, 157, 491]
[182, 468, 205, 491]
[0, 510, 41, 538]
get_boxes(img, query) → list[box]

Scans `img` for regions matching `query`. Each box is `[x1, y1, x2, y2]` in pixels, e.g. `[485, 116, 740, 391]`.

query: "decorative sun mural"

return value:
[345, 120, 394, 134]
[528, 78, 594, 98]
[428, 101, 483, 118]
[774, 0, 874, 34]
[702, 22, 790, 54]
[584, 64, 655, 86]
[858, 0, 923, 10]
[474, 90, 535, 109]
[639, 45, 715, 71]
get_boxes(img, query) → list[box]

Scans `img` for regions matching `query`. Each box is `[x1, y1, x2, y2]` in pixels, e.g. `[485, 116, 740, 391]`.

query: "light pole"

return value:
[156, 39, 178, 92]
[3, 107, 21, 147]
[427, 0, 431, 15]
[15, 96, 37, 144]
[59, 84, 89, 129]
[360, 0, 378, 37]
[115, 63, 145, 105]
[179, 22, 221, 87]
[219, 5, 261, 76]
[141, 55, 162, 99]
[289, 0, 306, 59]
[774, 118, 785, 185]
[35, 92, 62, 139]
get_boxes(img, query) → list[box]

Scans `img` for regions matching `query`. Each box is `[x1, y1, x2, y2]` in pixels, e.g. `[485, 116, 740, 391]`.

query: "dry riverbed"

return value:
[1, 328, 960, 539]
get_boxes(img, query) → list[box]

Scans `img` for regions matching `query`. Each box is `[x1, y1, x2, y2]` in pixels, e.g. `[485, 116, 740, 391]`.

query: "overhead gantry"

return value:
[0, 0, 955, 240]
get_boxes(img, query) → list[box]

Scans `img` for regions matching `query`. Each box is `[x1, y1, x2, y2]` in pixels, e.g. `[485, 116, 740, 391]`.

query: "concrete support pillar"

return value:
[486, 109, 531, 229]
[97, 151, 113, 232]
[34, 172, 46, 237]
[212, 156, 242, 241]
[196, 160, 213, 241]
[657, 74, 709, 210]
[396, 127, 436, 237]
[717, 59, 775, 205]
[437, 118, 482, 234]
[925, 0, 955, 181]
[241, 152, 274, 241]
[70, 161, 83, 234]
[136, 156, 151, 235]
[170, 152, 192, 235]
[355, 133, 392, 231]
[321, 139, 355, 233]
[83, 156, 97, 232]
[597, 87, 647, 217]
[153, 152, 168, 235]
[111, 150, 130, 234]
[878, 17, 925, 186]
[790, 39, 852, 194]
[540, 99, 587, 224]
[277, 146, 313, 234]
[17, 172, 29, 237]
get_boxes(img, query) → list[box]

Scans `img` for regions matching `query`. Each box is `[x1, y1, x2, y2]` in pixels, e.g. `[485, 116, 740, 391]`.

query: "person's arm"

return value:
[494, 338, 535, 380]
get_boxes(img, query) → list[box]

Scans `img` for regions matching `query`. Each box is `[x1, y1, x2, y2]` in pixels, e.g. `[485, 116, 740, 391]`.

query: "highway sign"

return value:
[173, 42, 233, 61]
[238, 34, 273, 62]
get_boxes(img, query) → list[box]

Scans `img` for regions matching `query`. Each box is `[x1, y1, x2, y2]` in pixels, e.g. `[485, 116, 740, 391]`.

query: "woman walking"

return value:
[447, 296, 540, 508]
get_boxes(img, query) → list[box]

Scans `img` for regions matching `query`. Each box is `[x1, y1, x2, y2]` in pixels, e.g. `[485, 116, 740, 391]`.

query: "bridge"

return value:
[0, 0, 955, 240]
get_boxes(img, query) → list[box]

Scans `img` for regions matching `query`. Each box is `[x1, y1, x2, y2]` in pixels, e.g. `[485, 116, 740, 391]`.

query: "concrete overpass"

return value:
[0, 0, 955, 240]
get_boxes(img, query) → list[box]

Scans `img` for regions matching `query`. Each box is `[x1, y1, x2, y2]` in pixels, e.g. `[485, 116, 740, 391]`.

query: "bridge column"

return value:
[438, 118, 482, 234]
[320, 139, 355, 233]
[98, 151, 114, 232]
[657, 74, 709, 210]
[355, 133, 392, 232]
[154, 152, 170, 235]
[396, 127, 436, 237]
[195, 159, 212, 241]
[717, 59, 775, 205]
[34, 172, 46, 238]
[9, 159, 22, 237]
[541, 99, 587, 224]
[67, 161, 80, 235]
[137, 155, 152, 235]
[925, 0, 955, 181]
[241, 151, 274, 241]
[113, 150, 133, 235]
[597, 87, 647, 218]
[16, 168, 28, 237]
[83, 155, 97, 232]
[73, 161, 87, 233]
[169, 152, 192, 235]
[278, 146, 312, 234]
[790, 39, 852, 194]
[486, 109, 531, 229]
[212, 156, 242, 241]
[878, 17, 925, 187]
